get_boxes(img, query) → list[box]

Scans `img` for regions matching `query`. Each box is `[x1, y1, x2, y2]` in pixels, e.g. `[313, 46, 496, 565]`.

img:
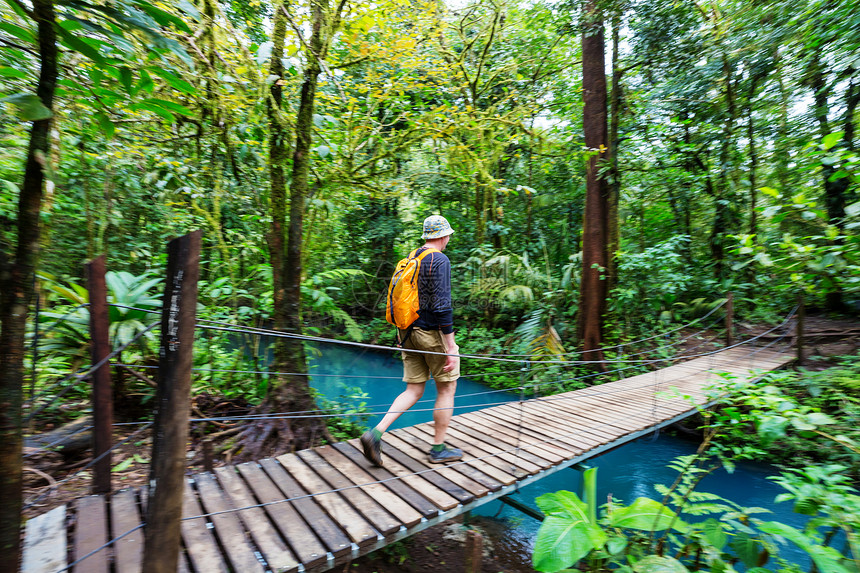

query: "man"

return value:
[360, 215, 463, 466]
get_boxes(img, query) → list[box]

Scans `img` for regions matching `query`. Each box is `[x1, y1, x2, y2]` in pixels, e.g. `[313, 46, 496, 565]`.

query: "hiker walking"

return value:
[361, 215, 464, 466]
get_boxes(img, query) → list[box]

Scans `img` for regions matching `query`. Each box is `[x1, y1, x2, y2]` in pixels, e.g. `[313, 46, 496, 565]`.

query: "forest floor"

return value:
[20, 314, 859, 572]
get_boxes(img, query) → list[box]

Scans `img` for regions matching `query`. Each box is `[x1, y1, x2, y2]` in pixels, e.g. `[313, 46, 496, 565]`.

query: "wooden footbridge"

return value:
[22, 345, 792, 573]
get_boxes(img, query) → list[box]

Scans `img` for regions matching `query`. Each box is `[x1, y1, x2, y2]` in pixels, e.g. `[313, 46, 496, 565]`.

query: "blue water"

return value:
[306, 343, 818, 569]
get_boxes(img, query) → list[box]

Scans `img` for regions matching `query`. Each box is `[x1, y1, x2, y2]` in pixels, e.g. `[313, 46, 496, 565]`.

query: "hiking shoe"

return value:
[360, 431, 383, 467]
[428, 444, 463, 464]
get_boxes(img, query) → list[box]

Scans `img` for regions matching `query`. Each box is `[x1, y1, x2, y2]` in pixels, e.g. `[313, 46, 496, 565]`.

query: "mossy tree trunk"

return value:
[577, 0, 609, 367]
[0, 0, 57, 566]
[242, 0, 342, 459]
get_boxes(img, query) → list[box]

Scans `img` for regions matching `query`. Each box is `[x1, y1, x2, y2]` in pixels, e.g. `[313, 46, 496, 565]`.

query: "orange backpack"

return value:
[386, 248, 439, 329]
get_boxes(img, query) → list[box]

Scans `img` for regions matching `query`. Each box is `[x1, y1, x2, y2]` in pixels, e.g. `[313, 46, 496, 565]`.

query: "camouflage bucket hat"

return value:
[421, 215, 455, 239]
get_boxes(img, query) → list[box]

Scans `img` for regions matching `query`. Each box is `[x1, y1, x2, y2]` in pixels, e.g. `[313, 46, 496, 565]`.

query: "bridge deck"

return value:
[21, 346, 792, 573]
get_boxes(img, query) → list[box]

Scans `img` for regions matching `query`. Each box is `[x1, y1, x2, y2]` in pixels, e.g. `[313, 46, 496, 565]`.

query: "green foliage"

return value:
[36, 271, 162, 362]
[318, 386, 369, 442]
[707, 355, 860, 469]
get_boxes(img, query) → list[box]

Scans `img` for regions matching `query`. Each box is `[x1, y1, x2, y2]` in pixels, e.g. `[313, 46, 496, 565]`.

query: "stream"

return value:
[306, 342, 817, 570]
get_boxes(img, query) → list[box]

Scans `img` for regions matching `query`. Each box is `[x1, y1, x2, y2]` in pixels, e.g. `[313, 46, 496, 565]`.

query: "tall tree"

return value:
[578, 0, 609, 366]
[0, 0, 56, 565]
[238, 0, 346, 458]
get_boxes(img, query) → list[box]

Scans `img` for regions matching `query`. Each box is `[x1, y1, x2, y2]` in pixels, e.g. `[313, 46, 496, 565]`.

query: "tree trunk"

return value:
[244, 0, 333, 459]
[577, 0, 608, 368]
[0, 0, 56, 566]
[808, 57, 856, 312]
[606, 13, 622, 295]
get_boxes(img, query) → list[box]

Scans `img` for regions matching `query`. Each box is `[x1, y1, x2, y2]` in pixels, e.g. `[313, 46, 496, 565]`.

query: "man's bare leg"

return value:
[375, 382, 426, 433]
[432, 380, 457, 444]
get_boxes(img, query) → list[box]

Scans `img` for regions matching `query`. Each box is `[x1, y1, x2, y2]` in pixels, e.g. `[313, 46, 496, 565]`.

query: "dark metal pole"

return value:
[86, 255, 113, 494]
[725, 292, 734, 346]
[143, 231, 201, 573]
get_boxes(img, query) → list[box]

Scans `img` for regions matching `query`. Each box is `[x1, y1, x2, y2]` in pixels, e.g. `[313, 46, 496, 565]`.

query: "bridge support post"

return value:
[143, 231, 201, 573]
[465, 529, 483, 573]
[86, 255, 112, 494]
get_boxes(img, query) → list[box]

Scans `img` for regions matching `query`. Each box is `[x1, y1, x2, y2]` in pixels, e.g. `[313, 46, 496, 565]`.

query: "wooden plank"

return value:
[296, 446, 425, 528]
[396, 427, 518, 485]
[213, 466, 299, 573]
[194, 472, 265, 573]
[517, 398, 630, 441]
[438, 423, 550, 473]
[536, 394, 660, 429]
[345, 438, 475, 504]
[507, 398, 638, 438]
[236, 462, 329, 569]
[72, 495, 109, 572]
[331, 442, 459, 512]
[111, 489, 144, 573]
[382, 433, 494, 496]
[258, 458, 352, 558]
[276, 453, 379, 547]
[468, 409, 592, 454]
[407, 424, 542, 477]
[516, 398, 642, 435]
[452, 415, 563, 466]
[455, 411, 569, 463]
[296, 448, 403, 534]
[180, 479, 230, 573]
[22, 505, 67, 573]
[475, 408, 599, 456]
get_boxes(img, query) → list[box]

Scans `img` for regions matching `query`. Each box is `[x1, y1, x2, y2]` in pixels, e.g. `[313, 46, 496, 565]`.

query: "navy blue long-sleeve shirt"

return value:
[412, 247, 454, 334]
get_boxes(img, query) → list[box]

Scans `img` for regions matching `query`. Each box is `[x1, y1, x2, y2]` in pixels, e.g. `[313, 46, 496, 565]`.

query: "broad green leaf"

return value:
[112, 457, 134, 472]
[729, 532, 761, 568]
[702, 518, 727, 550]
[1, 93, 52, 121]
[149, 68, 196, 95]
[0, 21, 35, 43]
[533, 515, 606, 572]
[136, 2, 191, 33]
[136, 70, 155, 94]
[846, 202, 860, 218]
[606, 536, 628, 555]
[632, 555, 688, 573]
[1, 0, 30, 19]
[137, 98, 193, 117]
[822, 131, 844, 150]
[536, 491, 590, 521]
[759, 521, 850, 573]
[608, 498, 680, 531]
[95, 111, 115, 139]
[176, 0, 201, 19]
[131, 101, 174, 121]
[119, 66, 133, 95]
[756, 416, 787, 443]
[55, 27, 105, 65]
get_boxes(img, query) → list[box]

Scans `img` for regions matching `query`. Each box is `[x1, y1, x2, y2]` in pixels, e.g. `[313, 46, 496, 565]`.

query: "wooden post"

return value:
[464, 529, 483, 573]
[143, 231, 201, 573]
[86, 255, 113, 494]
[725, 292, 734, 346]
[202, 438, 214, 473]
[796, 292, 805, 366]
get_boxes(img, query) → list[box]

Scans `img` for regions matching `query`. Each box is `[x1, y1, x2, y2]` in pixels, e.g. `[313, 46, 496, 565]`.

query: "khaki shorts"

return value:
[400, 328, 460, 384]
